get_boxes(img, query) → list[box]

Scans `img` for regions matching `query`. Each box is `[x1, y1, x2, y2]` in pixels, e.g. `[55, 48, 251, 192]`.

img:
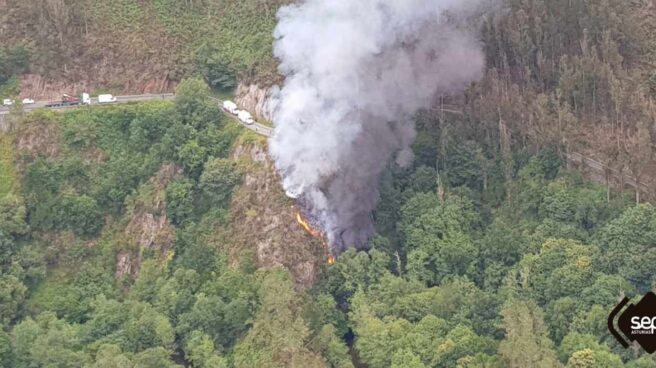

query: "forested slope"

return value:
[0, 0, 287, 97]
[1, 82, 655, 367]
[469, 0, 656, 198]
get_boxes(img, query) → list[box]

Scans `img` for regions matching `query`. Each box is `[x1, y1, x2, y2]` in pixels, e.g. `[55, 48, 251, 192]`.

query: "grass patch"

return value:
[234, 125, 267, 147]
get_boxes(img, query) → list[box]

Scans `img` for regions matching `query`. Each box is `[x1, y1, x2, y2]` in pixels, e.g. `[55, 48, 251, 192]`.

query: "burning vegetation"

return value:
[295, 209, 335, 265]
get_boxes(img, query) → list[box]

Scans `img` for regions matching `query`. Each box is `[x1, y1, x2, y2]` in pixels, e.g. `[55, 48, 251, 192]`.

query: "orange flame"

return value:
[296, 212, 322, 238]
[295, 210, 335, 265]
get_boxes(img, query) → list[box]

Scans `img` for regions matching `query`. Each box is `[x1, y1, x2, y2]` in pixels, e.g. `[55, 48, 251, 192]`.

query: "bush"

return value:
[199, 158, 242, 207]
[57, 194, 103, 236]
[165, 178, 195, 225]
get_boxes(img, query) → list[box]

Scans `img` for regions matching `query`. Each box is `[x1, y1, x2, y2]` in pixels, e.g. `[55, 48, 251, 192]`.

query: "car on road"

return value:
[2, 99, 13, 106]
[22, 98, 35, 105]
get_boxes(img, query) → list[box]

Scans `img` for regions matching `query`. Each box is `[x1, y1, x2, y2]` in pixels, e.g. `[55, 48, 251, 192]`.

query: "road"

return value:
[0, 94, 274, 138]
[0, 93, 175, 116]
[211, 98, 273, 137]
[234, 118, 273, 137]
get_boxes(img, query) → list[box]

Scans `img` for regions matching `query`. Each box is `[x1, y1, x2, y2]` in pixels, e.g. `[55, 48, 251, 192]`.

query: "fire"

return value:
[296, 212, 322, 238]
[295, 210, 335, 265]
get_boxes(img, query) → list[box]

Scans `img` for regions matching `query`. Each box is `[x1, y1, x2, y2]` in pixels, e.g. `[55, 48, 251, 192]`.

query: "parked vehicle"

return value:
[237, 110, 255, 125]
[45, 93, 91, 108]
[2, 99, 13, 106]
[222, 100, 238, 114]
[98, 94, 117, 104]
[22, 98, 35, 105]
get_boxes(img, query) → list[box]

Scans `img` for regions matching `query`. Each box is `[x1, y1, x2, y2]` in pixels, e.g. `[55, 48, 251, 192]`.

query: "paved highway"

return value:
[0, 93, 175, 115]
[0, 93, 274, 138]
[212, 98, 273, 137]
[235, 118, 273, 137]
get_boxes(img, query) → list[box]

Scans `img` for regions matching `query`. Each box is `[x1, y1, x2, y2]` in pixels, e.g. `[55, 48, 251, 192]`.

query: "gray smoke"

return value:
[269, 0, 487, 252]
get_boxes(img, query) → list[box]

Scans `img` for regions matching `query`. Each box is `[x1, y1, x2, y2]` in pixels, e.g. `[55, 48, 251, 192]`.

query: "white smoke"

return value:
[269, 0, 487, 251]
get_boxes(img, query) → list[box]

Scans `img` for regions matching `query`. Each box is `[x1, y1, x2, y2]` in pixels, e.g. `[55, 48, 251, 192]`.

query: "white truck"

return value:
[237, 110, 255, 125]
[98, 94, 117, 104]
[46, 93, 90, 107]
[2, 99, 13, 106]
[222, 100, 238, 114]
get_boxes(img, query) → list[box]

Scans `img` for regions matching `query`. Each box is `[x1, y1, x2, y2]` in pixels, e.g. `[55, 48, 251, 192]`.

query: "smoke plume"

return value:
[269, 0, 487, 252]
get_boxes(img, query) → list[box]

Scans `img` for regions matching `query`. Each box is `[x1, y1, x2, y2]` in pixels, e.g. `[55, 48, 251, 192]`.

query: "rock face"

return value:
[234, 83, 274, 121]
[230, 143, 325, 290]
[115, 163, 181, 281]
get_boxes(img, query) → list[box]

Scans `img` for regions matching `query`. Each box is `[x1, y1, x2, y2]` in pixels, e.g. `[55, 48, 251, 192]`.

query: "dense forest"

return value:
[0, 0, 655, 367]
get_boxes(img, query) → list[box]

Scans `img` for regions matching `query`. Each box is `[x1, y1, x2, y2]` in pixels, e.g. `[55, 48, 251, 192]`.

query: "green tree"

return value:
[199, 158, 242, 206]
[594, 204, 656, 292]
[122, 303, 175, 353]
[58, 193, 104, 236]
[177, 139, 208, 179]
[391, 349, 427, 368]
[401, 193, 479, 285]
[0, 274, 26, 325]
[184, 330, 228, 368]
[498, 299, 562, 368]
[132, 347, 182, 368]
[195, 42, 237, 91]
[0, 194, 28, 237]
[0, 328, 13, 368]
[456, 354, 503, 368]
[14, 313, 91, 368]
[565, 349, 623, 368]
[165, 178, 195, 225]
[626, 357, 656, 368]
[87, 344, 134, 368]
[545, 297, 580, 344]
[233, 269, 325, 368]
[408, 166, 438, 194]
[314, 324, 353, 368]
[174, 78, 218, 131]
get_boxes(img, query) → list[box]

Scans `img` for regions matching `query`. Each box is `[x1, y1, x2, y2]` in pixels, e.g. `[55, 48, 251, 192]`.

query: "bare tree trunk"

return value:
[499, 115, 513, 204]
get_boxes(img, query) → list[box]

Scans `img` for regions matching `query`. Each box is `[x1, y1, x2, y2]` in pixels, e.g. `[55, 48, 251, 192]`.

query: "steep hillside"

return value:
[0, 0, 288, 98]
[0, 78, 348, 366]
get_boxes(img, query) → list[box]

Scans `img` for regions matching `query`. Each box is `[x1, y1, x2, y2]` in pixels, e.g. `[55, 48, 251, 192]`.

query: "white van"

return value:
[98, 94, 117, 104]
[237, 110, 254, 125]
[222, 100, 238, 114]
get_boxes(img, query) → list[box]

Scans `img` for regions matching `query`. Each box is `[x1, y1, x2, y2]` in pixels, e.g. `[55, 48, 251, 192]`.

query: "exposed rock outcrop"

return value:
[235, 83, 274, 121]
[229, 143, 325, 290]
[115, 163, 181, 280]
